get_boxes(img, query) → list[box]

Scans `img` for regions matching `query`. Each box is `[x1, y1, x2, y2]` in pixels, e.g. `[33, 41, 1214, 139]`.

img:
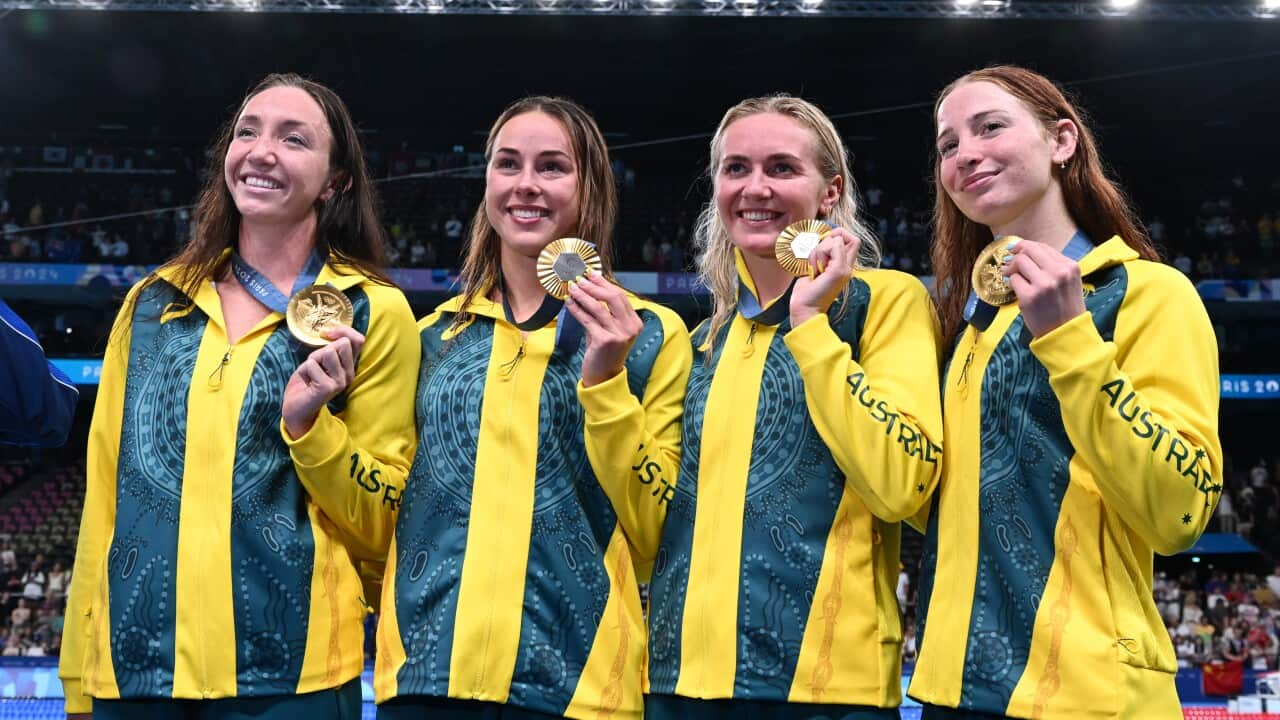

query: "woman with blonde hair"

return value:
[375, 96, 691, 719]
[910, 65, 1221, 719]
[645, 95, 943, 719]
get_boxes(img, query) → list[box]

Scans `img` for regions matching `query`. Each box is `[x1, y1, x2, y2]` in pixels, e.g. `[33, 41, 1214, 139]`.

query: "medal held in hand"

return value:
[537, 237, 603, 299]
[775, 220, 831, 277]
[971, 237, 1020, 306]
[287, 285, 355, 346]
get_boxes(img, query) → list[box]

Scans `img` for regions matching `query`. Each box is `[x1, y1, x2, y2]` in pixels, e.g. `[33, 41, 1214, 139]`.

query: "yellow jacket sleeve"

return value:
[60, 287, 140, 714]
[1029, 263, 1221, 556]
[784, 273, 944, 522]
[283, 285, 420, 561]
[577, 307, 692, 577]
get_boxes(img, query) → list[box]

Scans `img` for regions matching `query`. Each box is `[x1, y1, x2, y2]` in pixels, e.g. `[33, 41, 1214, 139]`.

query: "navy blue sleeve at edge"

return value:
[0, 298, 79, 447]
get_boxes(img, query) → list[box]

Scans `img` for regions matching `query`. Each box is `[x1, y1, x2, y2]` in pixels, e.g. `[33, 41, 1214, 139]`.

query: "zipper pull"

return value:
[956, 348, 974, 389]
[500, 341, 525, 378]
[743, 322, 758, 357]
[208, 346, 232, 388]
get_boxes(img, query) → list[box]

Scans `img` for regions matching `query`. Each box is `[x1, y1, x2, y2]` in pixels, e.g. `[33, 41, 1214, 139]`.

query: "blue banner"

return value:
[49, 359, 103, 385]
[1221, 374, 1280, 399]
[0, 263, 152, 287]
[5, 262, 1280, 302]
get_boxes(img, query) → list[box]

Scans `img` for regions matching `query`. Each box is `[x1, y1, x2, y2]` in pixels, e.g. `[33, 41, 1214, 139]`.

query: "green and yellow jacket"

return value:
[375, 292, 692, 720]
[647, 256, 943, 708]
[59, 260, 419, 713]
[909, 237, 1222, 719]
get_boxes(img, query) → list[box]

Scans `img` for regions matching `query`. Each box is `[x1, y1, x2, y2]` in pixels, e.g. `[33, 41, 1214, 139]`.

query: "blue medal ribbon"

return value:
[230, 249, 326, 315]
[738, 277, 796, 327]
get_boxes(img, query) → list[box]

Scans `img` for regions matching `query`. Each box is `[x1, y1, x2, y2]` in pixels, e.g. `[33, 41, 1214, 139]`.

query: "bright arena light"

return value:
[1109, 0, 1140, 8]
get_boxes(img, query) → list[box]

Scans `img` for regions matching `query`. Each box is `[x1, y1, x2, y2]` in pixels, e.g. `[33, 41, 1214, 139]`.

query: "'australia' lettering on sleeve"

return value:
[845, 372, 941, 465]
[1099, 378, 1221, 503]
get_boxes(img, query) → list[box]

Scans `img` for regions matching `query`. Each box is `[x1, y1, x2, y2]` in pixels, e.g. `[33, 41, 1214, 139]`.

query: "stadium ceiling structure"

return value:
[0, 0, 1276, 18]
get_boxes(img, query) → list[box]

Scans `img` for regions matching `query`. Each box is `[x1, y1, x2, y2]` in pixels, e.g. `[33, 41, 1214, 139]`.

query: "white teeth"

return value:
[512, 208, 549, 219]
[245, 176, 282, 189]
[742, 211, 777, 221]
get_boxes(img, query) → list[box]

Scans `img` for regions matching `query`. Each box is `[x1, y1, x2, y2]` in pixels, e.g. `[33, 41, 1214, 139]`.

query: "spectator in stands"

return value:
[0, 542, 14, 573]
[9, 598, 30, 628]
[1251, 458, 1270, 488]
[1266, 565, 1280, 598]
[2, 626, 25, 656]
[443, 211, 462, 245]
[1248, 623, 1278, 670]
[19, 557, 45, 601]
[903, 623, 919, 664]
[1173, 250, 1192, 276]
[1195, 252, 1216, 278]
[1217, 488, 1236, 533]
[1222, 619, 1248, 663]
[1148, 216, 1166, 245]
[1175, 626, 1199, 669]
[45, 561, 68, 599]
[408, 236, 426, 266]
[60, 73, 419, 719]
[912, 65, 1221, 720]
[0, 298, 79, 447]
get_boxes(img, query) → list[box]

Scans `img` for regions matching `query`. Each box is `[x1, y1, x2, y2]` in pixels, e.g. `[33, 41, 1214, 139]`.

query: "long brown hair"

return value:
[155, 73, 390, 303]
[930, 65, 1158, 342]
[450, 96, 617, 332]
[694, 95, 878, 358]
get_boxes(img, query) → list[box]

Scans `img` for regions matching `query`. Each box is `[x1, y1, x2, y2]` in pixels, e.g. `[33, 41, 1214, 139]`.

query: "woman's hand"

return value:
[565, 271, 644, 388]
[282, 325, 365, 438]
[1001, 239, 1087, 338]
[790, 227, 861, 327]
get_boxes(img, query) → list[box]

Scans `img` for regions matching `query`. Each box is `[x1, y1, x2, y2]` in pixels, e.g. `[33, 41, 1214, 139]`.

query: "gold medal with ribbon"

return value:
[286, 285, 355, 346]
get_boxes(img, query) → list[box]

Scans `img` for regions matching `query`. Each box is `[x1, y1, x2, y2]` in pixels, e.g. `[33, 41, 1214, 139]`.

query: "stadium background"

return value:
[2, 3, 1280, 717]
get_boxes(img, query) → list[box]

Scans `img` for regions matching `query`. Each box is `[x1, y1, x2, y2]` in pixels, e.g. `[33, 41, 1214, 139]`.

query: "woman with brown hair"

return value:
[374, 96, 691, 719]
[910, 65, 1222, 719]
[60, 73, 419, 719]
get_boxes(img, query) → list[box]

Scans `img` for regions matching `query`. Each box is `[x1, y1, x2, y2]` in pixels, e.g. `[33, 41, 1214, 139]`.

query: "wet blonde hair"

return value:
[693, 95, 879, 357]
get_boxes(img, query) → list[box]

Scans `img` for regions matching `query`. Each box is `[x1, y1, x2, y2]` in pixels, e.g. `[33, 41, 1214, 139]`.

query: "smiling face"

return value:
[483, 110, 581, 260]
[223, 85, 334, 228]
[935, 80, 1070, 233]
[714, 112, 840, 261]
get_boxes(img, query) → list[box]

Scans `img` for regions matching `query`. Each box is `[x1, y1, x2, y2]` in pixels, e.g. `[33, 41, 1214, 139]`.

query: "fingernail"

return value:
[1005, 239, 1020, 251]
[1001, 254, 1014, 263]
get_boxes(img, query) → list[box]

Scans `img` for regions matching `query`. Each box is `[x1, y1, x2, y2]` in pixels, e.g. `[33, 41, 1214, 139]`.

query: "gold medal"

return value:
[971, 237, 1019, 306]
[775, 220, 831, 277]
[536, 238, 602, 299]
[286, 285, 354, 346]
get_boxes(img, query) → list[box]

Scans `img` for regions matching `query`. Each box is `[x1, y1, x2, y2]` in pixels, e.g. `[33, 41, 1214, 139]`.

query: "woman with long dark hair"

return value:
[375, 96, 691, 719]
[910, 65, 1222, 719]
[60, 73, 419, 719]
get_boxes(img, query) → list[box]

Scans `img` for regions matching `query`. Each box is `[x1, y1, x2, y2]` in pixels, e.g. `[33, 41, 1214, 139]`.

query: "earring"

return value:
[1060, 160, 1066, 170]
